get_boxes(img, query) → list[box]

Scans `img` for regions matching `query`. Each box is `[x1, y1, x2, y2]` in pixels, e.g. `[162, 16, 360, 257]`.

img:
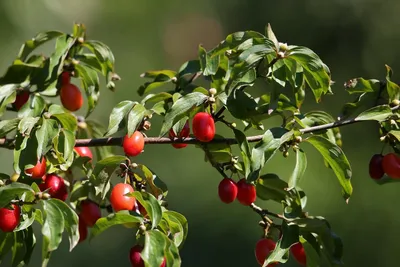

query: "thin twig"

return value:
[250, 203, 286, 221]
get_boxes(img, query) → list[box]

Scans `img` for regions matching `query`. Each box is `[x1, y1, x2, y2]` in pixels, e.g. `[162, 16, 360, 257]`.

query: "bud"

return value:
[71, 59, 80, 65]
[295, 136, 302, 143]
[10, 173, 19, 183]
[283, 151, 289, 158]
[278, 42, 288, 51]
[0, 180, 4, 187]
[208, 96, 216, 103]
[131, 163, 138, 169]
[209, 88, 217, 95]
[139, 224, 147, 233]
[391, 99, 400, 106]
[171, 77, 177, 83]
[231, 122, 237, 128]
[142, 120, 151, 131]
[277, 51, 285, 59]
[78, 121, 87, 129]
[42, 193, 51, 200]
[77, 37, 84, 43]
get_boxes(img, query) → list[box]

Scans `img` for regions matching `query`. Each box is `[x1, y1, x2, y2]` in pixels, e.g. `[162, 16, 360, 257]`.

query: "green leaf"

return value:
[0, 118, 20, 137]
[256, 173, 289, 202]
[18, 117, 39, 136]
[137, 164, 168, 198]
[0, 84, 18, 116]
[354, 105, 393, 122]
[17, 94, 46, 118]
[74, 54, 103, 73]
[15, 208, 36, 231]
[0, 183, 34, 208]
[42, 200, 65, 252]
[142, 230, 181, 267]
[141, 92, 173, 104]
[300, 236, 321, 267]
[49, 105, 78, 132]
[162, 211, 188, 249]
[265, 23, 279, 50]
[385, 65, 400, 102]
[91, 155, 127, 199]
[199, 45, 219, 76]
[288, 46, 330, 102]
[86, 120, 114, 159]
[127, 191, 162, 229]
[39, 34, 76, 96]
[205, 138, 232, 164]
[249, 128, 294, 181]
[127, 104, 147, 136]
[160, 92, 208, 136]
[74, 64, 100, 117]
[18, 31, 63, 61]
[227, 89, 258, 120]
[230, 43, 275, 84]
[57, 130, 75, 164]
[22, 226, 36, 266]
[344, 78, 380, 94]
[178, 60, 201, 77]
[264, 222, 299, 266]
[288, 149, 307, 189]
[35, 119, 60, 159]
[233, 129, 251, 177]
[83, 40, 117, 90]
[91, 212, 143, 239]
[104, 100, 135, 136]
[305, 136, 352, 200]
[47, 199, 79, 251]
[0, 232, 14, 263]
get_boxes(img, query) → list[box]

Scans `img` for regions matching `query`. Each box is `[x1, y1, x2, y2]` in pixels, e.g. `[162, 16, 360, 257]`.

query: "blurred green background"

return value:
[0, 0, 399, 266]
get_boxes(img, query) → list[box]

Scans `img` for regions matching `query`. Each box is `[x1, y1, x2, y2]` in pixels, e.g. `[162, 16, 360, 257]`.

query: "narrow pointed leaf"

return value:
[305, 136, 352, 200]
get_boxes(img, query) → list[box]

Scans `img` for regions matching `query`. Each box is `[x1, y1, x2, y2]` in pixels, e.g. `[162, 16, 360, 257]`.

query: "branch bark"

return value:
[0, 105, 398, 149]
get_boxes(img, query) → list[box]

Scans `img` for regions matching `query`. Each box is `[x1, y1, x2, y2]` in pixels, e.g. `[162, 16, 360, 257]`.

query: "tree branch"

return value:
[0, 105, 398, 149]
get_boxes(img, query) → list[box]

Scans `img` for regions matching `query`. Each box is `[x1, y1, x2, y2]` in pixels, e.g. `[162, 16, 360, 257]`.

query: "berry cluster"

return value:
[369, 153, 400, 180]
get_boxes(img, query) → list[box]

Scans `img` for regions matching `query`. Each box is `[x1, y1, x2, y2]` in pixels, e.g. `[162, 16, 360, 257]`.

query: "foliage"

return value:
[0, 23, 398, 267]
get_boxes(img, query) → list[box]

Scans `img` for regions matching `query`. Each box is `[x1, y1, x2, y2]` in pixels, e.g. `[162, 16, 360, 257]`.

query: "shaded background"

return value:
[0, 0, 399, 266]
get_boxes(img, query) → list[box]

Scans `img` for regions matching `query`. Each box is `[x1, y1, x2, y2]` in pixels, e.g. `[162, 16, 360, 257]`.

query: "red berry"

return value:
[290, 242, 306, 266]
[382, 153, 400, 179]
[110, 183, 135, 212]
[60, 83, 83, 111]
[0, 204, 20, 232]
[169, 121, 190, 149]
[123, 132, 145, 157]
[80, 200, 101, 227]
[130, 245, 144, 267]
[13, 91, 30, 111]
[25, 157, 47, 179]
[129, 245, 166, 267]
[192, 112, 215, 142]
[42, 174, 68, 201]
[61, 72, 71, 85]
[369, 154, 384, 180]
[218, 178, 238, 204]
[160, 258, 166, 267]
[237, 178, 256, 206]
[78, 215, 88, 243]
[255, 238, 278, 266]
[74, 147, 93, 160]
